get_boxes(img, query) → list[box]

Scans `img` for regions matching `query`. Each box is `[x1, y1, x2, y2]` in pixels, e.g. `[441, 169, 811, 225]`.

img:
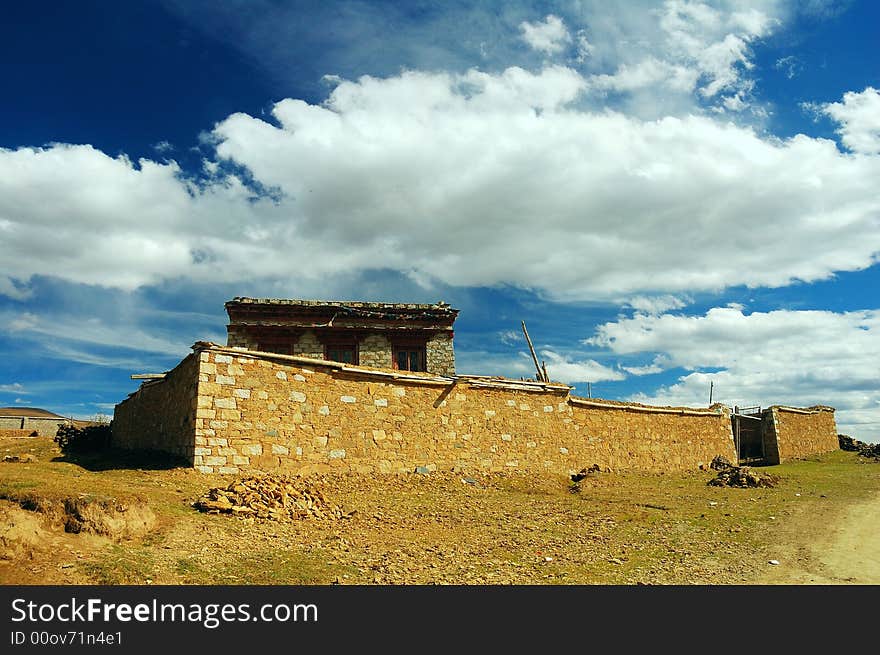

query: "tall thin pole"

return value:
[587, 382, 592, 398]
[521, 321, 545, 381]
[709, 381, 714, 405]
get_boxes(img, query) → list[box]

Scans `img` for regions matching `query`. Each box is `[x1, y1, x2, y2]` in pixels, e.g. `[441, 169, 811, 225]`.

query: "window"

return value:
[258, 343, 291, 355]
[325, 344, 357, 365]
[394, 347, 425, 372]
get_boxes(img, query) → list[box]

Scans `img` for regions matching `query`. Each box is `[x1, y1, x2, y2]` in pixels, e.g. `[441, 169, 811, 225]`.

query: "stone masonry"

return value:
[112, 352, 200, 462]
[426, 333, 455, 376]
[763, 405, 838, 463]
[113, 342, 744, 475]
[357, 334, 393, 369]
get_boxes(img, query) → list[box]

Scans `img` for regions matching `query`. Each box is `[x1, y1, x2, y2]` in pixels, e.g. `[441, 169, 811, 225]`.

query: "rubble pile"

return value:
[838, 434, 880, 460]
[838, 434, 862, 451]
[709, 455, 734, 470]
[2, 454, 37, 463]
[708, 464, 779, 488]
[194, 474, 354, 521]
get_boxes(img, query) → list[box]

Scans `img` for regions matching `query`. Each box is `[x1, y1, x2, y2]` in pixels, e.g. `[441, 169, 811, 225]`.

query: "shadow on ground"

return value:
[51, 448, 189, 472]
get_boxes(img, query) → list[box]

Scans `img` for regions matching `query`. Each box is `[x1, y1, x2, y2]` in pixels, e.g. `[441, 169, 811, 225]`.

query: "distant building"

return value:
[224, 297, 459, 376]
[0, 407, 73, 436]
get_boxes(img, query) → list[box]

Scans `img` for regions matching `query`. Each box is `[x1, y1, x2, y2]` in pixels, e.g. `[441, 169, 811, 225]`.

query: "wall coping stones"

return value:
[190, 342, 574, 393]
[772, 405, 836, 414]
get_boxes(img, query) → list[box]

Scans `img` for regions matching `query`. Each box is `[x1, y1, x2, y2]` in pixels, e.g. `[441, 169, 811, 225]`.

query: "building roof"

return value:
[226, 297, 456, 312]
[0, 407, 68, 419]
[225, 297, 459, 327]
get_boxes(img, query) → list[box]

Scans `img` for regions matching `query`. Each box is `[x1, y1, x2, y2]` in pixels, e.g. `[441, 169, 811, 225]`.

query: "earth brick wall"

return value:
[175, 345, 737, 475]
[767, 406, 838, 462]
[111, 353, 199, 462]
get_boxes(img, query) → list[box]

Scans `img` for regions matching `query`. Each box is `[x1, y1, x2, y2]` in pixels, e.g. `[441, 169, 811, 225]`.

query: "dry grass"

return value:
[1, 435, 878, 585]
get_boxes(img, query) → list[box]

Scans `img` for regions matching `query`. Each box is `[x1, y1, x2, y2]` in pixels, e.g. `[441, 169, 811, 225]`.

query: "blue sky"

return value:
[1, 1, 878, 440]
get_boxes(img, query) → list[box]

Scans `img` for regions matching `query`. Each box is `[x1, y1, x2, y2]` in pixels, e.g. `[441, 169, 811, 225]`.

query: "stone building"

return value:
[0, 407, 73, 437]
[224, 297, 459, 375]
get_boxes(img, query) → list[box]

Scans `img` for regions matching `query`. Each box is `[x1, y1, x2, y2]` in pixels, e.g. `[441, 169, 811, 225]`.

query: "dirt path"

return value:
[758, 491, 880, 584]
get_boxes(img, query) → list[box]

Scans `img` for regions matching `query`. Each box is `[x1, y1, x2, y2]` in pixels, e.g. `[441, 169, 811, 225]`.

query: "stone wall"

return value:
[183, 344, 736, 475]
[0, 417, 69, 437]
[358, 334, 392, 369]
[767, 406, 838, 462]
[111, 353, 200, 461]
[226, 327, 256, 350]
[426, 332, 455, 376]
[293, 331, 323, 358]
[227, 330, 454, 374]
[759, 409, 782, 465]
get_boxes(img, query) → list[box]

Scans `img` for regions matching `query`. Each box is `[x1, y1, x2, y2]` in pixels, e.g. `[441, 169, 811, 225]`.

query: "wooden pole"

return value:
[521, 321, 545, 382]
[709, 381, 714, 405]
[734, 405, 741, 462]
[541, 360, 549, 383]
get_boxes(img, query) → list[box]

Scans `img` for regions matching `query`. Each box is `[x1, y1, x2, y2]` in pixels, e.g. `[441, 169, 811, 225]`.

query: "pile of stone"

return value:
[838, 434, 862, 452]
[707, 457, 779, 488]
[2, 454, 37, 463]
[839, 434, 880, 460]
[194, 474, 354, 521]
[709, 455, 735, 470]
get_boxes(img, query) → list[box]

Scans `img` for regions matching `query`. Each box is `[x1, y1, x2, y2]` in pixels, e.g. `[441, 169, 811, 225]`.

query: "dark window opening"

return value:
[325, 345, 358, 365]
[394, 348, 425, 372]
[258, 343, 292, 355]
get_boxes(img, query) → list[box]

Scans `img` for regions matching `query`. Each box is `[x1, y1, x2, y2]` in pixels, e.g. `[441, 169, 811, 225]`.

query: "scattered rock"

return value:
[2, 454, 37, 463]
[838, 434, 862, 451]
[193, 474, 354, 522]
[570, 464, 601, 483]
[838, 434, 880, 460]
[768, 560, 780, 566]
[414, 466, 431, 475]
[708, 466, 779, 488]
[710, 455, 734, 471]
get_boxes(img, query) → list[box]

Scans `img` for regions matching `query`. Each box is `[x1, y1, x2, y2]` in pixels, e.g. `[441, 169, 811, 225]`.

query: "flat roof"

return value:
[226, 297, 456, 312]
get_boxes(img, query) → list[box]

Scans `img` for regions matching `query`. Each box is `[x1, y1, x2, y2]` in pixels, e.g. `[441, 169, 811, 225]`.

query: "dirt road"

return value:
[758, 490, 880, 584]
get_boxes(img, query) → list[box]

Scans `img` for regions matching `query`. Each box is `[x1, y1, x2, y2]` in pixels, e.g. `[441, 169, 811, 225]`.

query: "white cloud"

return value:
[519, 14, 571, 55]
[774, 55, 799, 79]
[455, 347, 622, 385]
[539, 349, 625, 384]
[622, 1, 776, 112]
[621, 362, 666, 376]
[0, 276, 32, 300]
[591, 57, 699, 93]
[575, 30, 595, 62]
[1, 76, 879, 304]
[0, 309, 192, 357]
[0, 383, 28, 394]
[499, 330, 522, 345]
[820, 87, 880, 154]
[587, 306, 880, 441]
[626, 295, 690, 315]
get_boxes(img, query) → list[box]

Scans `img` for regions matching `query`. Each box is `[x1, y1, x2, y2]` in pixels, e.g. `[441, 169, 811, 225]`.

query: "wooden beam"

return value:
[521, 321, 545, 381]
